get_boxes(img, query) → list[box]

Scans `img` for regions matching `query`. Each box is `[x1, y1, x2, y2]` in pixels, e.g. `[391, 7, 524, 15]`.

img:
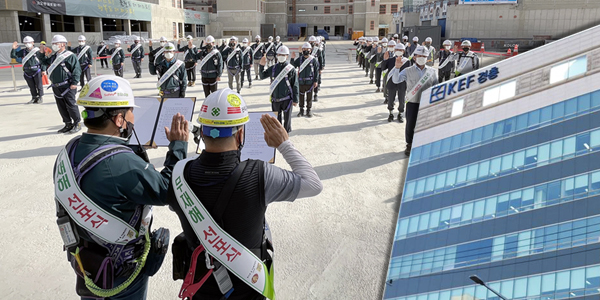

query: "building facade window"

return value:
[380, 4, 386, 14]
[314, 6, 318, 10]
[451, 99, 464, 117]
[482, 80, 517, 107]
[325, 0, 330, 2]
[370, 20, 375, 30]
[324, 6, 330, 14]
[341, 5, 345, 10]
[371, 0, 376, 7]
[391, 4, 398, 13]
[349, 5, 353, 14]
[550, 56, 587, 84]
[324, 26, 330, 33]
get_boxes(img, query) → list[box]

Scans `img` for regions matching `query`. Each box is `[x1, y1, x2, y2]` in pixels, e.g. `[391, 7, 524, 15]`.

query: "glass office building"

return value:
[384, 25, 600, 300]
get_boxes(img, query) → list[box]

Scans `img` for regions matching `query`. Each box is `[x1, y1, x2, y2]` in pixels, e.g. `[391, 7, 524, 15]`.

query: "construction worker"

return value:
[363, 37, 373, 75]
[367, 37, 380, 85]
[42, 35, 82, 133]
[451, 40, 480, 77]
[356, 37, 365, 67]
[221, 36, 242, 94]
[308, 36, 325, 102]
[385, 43, 410, 123]
[128, 36, 145, 79]
[314, 36, 325, 102]
[291, 42, 320, 118]
[97, 41, 109, 69]
[156, 43, 187, 98]
[374, 38, 388, 93]
[169, 88, 322, 300]
[402, 36, 410, 57]
[178, 35, 198, 86]
[381, 40, 397, 103]
[390, 46, 439, 156]
[69, 35, 93, 88]
[196, 35, 222, 98]
[259, 45, 299, 133]
[264, 36, 277, 68]
[11, 36, 46, 104]
[54, 75, 188, 299]
[274, 35, 282, 50]
[108, 40, 125, 78]
[407, 36, 419, 60]
[148, 36, 168, 76]
[423, 37, 436, 67]
[438, 40, 455, 83]
[240, 38, 253, 89]
[251, 35, 265, 80]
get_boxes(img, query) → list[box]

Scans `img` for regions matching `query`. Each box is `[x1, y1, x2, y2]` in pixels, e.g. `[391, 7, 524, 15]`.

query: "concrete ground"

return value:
[0, 41, 503, 299]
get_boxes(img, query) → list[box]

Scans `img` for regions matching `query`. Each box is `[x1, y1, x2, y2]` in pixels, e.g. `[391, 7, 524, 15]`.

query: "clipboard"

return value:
[195, 111, 277, 164]
[130, 97, 197, 147]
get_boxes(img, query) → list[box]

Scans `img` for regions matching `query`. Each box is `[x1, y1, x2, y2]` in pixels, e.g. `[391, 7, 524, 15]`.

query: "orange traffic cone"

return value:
[481, 42, 485, 52]
[513, 44, 519, 55]
[42, 73, 49, 86]
[506, 48, 512, 56]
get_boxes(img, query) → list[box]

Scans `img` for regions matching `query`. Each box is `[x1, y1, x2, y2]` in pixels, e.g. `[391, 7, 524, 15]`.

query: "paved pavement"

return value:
[0, 41, 408, 300]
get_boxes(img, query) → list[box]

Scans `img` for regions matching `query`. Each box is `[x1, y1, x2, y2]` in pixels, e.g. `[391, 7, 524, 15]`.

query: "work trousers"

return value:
[185, 61, 196, 82]
[299, 84, 314, 110]
[387, 82, 407, 112]
[364, 58, 369, 72]
[241, 64, 252, 87]
[132, 59, 143, 77]
[358, 54, 363, 68]
[375, 67, 383, 88]
[24, 71, 43, 98]
[80, 65, 91, 87]
[81, 273, 149, 300]
[272, 99, 293, 133]
[439, 70, 452, 83]
[383, 71, 390, 99]
[113, 64, 123, 77]
[253, 61, 261, 78]
[405, 102, 420, 145]
[227, 68, 241, 93]
[53, 86, 80, 125]
[100, 58, 108, 68]
[369, 61, 376, 80]
[201, 77, 218, 98]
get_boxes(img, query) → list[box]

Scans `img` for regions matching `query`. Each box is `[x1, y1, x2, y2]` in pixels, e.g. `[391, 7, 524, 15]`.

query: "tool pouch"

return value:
[145, 227, 170, 277]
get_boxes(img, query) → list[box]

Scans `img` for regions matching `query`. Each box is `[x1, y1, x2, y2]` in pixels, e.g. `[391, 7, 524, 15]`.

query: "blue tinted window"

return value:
[472, 127, 483, 145]
[456, 167, 468, 184]
[482, 124, 494, 142]
[478, 160, 490, 178]
[513, 151, 525, 169]
[425, 176, 436, 193]
[568, 55, 587, 78]
[430, 140, 441, 158]
[550, 140, 563, 160]
[528, 109, 540, 128]
[473, 200, 485, 219]
[516, 114, 528, 132]
[540, 106, 552, 125]
[501, 154, 513, 172]
[445, 170, 457, 187]
[552, 101, 565, 121]
[547, 181, 562, 202]
[411, 146, 422, 163]
[467, 164, 478, 181]
[565, 98, 577, 117]
[592, 90, 600, 108]
[450, 135, 461, 151]
[591, 172, 600, 191]
[525, 148, 538, 165]
[590, 129, 600, 148]
[421, 143, 431, 161]
[576, 132, 591, 155]
[435, 173, 447, 190]
[527, 275, 541, 297]
[563, 136, 576, 157]
[578, 94, 591, 113]
[440, 138, 451, 155]
[461, 131, 472, 148]
[538, 144, 550, 163]
[503, 117, 516, 135]
[493, 121, 504, 138]
[490, 157, 501, 175]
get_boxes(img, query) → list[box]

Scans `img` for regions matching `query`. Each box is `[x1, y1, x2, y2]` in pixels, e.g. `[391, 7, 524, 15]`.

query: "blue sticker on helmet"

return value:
[101, 80, 118, 92]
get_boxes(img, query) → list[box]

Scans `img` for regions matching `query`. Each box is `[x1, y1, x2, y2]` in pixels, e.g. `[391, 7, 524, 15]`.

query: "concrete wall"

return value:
[0, 10, 20, 42]
[150, 0, 186, 40]
[265, 0, 287, 36]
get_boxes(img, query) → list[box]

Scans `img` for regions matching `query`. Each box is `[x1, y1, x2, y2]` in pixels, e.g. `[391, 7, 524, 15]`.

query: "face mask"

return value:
[79, 41, 85, 46]
[165, 52, 174, 59]
[395, 51, 404, 57]
[115, 44, 120, 48]
[463, 47, 470, 52]
[416, 57, 427, 66]
[382, 43, 388, 47]
[242, 43, 247, 47]
[255, 39, 260, 43]
[26, 43, 33, 49]
[445, 46, 451, 50]
[388, 48, 394, 52]
[229, 42, 235, 47]
[413, 41, 418, 44]
[52, 44, 61, 52]
[160, 42, 166, 47]
[135, 41, 139, 44]
[277, 55, 287, 63]
[120, 121, 135, 140]
[425, 43, 431, 47]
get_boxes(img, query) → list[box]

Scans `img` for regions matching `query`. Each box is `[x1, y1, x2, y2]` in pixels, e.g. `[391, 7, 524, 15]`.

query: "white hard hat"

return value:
[78, 35, 86, 41]
[255, 35, 261, 39]
[374, 37, 379, 42]
[395, 43, 406, 50]
[230, 36, 238, 41]
[114, 40, 121, 44]
[388, 40, 397, 47]
[443, 40, 452, 46]
[403, 35, 408, 40]
[412, 36, 419, 42]
[77, 76, 138, 109]
[268, 36, 273, 41]
[276, 45, 290, 55]
[358, 36, 365, 41]
[206, 35, 215, 43]
[52, 35, 67, 44]
[413, 45, 430, 57]
[276, 36, 280, 41]
[133, 35, 140, 41]
[309, 36, 317, 42]
[159, 36, 168, 42]
[164, 43, 176, 51]
[186, 35, 193, 40]
[23, 36, 34, 43]
[461, 40, 472, 47]
[393, 34, 399, 38]
[367, 37, 373, 42]
[242, 38, 249, 43]
[197, 88, 249, 131]
[381, 38, 388, 43]
[425, 37, 432, 43]
[302, 42, 312, 49]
